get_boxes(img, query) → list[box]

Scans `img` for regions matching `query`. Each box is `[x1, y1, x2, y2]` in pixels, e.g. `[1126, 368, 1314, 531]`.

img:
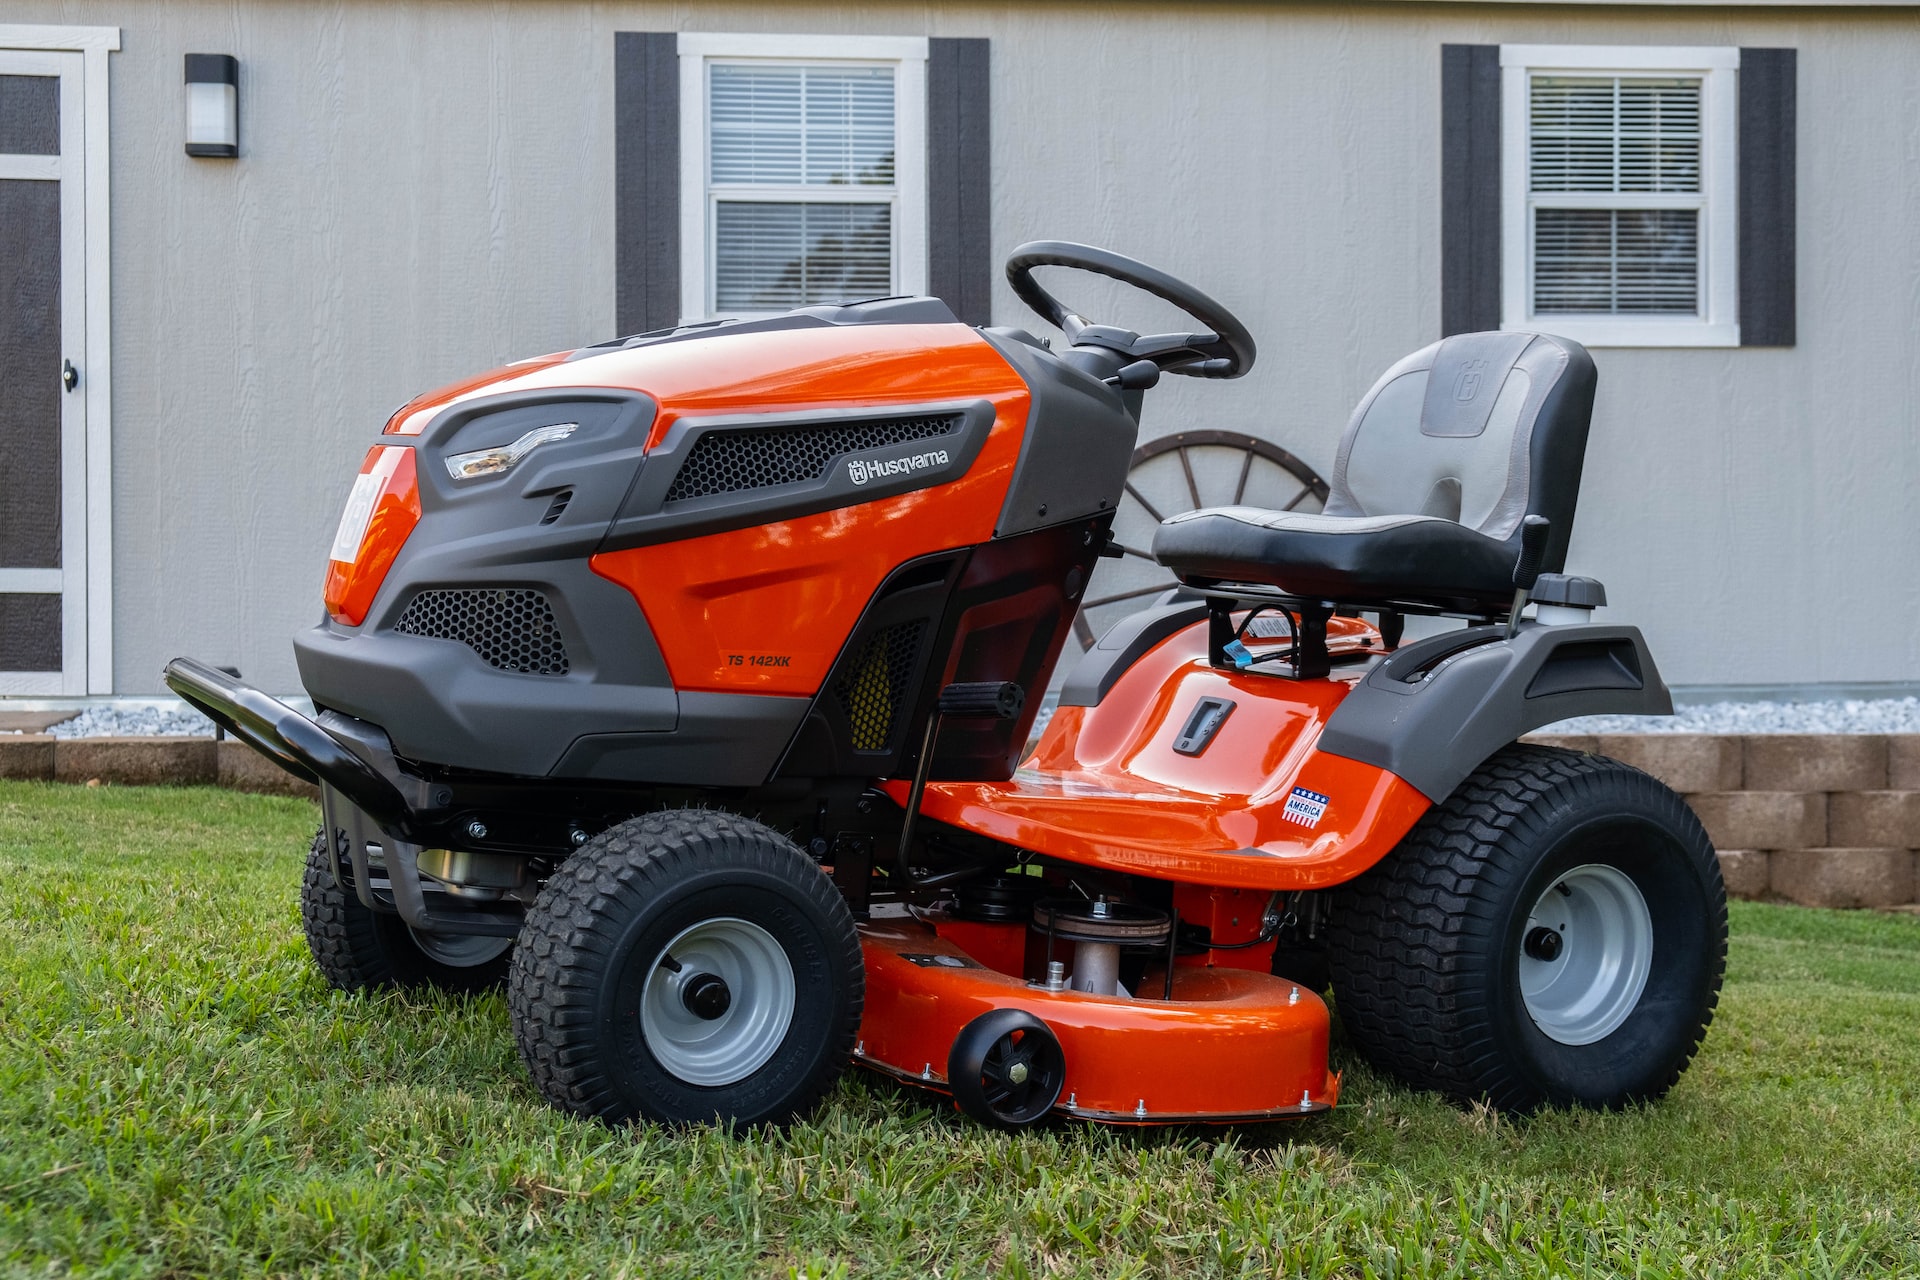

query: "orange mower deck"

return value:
[854, 916, 1338, 1123]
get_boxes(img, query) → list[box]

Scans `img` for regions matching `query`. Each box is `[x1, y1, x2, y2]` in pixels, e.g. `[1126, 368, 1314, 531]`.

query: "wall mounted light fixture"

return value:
[184, 54, 238, 157]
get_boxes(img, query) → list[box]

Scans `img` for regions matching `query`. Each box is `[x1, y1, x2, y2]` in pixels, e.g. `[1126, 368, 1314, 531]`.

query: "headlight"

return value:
[443, 422, 578, 481]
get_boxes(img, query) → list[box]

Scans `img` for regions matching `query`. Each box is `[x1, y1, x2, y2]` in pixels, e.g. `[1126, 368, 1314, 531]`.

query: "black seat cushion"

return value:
[1150, 506, 1516, 612]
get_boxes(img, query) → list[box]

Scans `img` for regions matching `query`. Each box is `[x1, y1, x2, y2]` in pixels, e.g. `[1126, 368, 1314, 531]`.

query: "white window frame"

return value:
[677, 33, 928, 324]
[0, 24, 118, 695]
[1500, 44, 1739, 348]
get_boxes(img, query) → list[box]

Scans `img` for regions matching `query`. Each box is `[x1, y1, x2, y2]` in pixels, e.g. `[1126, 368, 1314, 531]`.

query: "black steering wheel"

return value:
[1005, 241, 1257, 379]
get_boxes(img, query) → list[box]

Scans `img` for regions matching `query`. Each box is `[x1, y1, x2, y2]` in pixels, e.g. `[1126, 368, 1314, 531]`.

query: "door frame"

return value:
[0, 24, 116, 695]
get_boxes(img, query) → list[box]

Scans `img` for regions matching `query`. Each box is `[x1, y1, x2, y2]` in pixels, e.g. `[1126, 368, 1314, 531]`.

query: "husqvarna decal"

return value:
[1281, 787, 1331, 829]
[847, 448, 950, 486]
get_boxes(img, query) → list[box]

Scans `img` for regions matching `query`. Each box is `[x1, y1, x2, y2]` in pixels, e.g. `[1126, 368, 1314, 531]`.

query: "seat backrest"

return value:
[1324, 331, 1596, 573]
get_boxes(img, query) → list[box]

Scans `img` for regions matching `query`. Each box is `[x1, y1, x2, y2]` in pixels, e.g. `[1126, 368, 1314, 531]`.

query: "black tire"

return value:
[1324, 745, 1726, 1111]
[299, 828, 514, 994]
[947, 1009, 1066, 1130]
[508, 810, 863, 1128]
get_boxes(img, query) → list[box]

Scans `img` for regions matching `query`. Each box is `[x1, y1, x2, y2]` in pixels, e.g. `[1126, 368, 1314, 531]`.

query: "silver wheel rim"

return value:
[640, 918, 795, 1086]
[407, 927, 512, 968]
[1519, 863, 1653, 1046]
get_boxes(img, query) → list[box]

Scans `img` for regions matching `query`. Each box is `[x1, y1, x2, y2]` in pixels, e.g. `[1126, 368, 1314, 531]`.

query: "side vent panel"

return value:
[394, 588, 571, 676]
[665, 413, 964, 503]
[1524, 637, 1644, 699]
[833, 619, 927, 752]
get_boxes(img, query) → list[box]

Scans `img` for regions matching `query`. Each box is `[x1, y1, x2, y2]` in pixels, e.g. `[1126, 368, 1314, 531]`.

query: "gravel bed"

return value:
[44, 705, 216, 738]
[1543, 697, 1920, 736]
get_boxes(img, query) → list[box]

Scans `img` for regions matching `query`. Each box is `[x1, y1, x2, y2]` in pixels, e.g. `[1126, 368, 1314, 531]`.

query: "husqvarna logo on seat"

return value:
[1453, 359, 1489, 402]
[847, 448, 951, 486]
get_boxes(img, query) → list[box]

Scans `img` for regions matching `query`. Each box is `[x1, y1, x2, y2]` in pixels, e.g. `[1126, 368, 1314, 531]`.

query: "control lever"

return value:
[1506, 515, 1552, 639]
[897, 682, 1025, 866]
[1104, 359, 1161, 392]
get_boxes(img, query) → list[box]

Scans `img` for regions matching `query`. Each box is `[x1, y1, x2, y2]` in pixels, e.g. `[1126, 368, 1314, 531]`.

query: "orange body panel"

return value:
[586, 326, 1033, 694]
[857, 918, 1337, 1122]
[905, 620, 1433, 890]
[384, 354, 573, 435]
[323, 446, 421, 627]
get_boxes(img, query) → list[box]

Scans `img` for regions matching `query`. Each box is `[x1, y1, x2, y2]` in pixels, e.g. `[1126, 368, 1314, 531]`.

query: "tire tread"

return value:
[1325, 745, 1727, 1110]
[508, 809, 863, 1126]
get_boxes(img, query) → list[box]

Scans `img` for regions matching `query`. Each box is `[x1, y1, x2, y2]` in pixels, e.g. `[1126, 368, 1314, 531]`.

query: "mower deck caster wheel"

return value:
[948, 1009, 1066, 1130]
[300, 827, 511, 993]
[509, 810, 863, 1128]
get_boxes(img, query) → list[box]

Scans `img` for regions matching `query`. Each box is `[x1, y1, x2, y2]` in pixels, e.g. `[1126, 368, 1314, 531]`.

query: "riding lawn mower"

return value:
[167, 241, 1726, 1130]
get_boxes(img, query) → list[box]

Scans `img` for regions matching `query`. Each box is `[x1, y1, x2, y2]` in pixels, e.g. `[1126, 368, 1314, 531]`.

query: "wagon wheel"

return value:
[1072, 431, 1330, 650]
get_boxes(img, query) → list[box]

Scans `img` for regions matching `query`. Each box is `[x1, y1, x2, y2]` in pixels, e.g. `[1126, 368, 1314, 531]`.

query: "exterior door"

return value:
[0, 51, 87, 694]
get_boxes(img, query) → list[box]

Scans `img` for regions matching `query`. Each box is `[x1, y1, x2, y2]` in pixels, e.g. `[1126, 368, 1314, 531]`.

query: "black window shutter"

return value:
[1738, 48, 1796, 347]
[927, 38, 991, 325]
[1440, 44, 1502, 337]
[614, 32, 680, 335]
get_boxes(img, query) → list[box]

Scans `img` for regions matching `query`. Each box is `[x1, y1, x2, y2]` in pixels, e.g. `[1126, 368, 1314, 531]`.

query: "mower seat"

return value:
[1151, 331, 1596, 614]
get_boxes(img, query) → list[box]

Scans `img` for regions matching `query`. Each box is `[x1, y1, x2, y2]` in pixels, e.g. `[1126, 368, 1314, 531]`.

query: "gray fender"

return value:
[1316, 621, 1671, 802]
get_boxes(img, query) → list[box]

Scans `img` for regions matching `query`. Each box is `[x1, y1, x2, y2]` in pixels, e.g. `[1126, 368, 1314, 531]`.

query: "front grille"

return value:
[664, 413, 964, 503]
[833, 620, 926, 752]
[394, 588, 570, 676]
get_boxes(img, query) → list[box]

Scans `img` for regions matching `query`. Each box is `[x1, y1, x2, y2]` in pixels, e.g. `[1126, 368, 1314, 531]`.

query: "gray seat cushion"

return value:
[1149, 331, 1596, 613]
[1150, 507, 1517, 612]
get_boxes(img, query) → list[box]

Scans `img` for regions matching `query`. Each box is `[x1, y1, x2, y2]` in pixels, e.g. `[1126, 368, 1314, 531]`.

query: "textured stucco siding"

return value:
[2, 1, 1916, 693]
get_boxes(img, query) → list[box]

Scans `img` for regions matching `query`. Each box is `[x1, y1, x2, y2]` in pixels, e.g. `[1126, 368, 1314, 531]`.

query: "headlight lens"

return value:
[443, 422, 577, 481]
[324, 446, 421, 626]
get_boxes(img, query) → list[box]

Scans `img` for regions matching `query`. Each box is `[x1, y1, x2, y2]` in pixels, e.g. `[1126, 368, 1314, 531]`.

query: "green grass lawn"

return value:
[1, 780, 1916, 1279]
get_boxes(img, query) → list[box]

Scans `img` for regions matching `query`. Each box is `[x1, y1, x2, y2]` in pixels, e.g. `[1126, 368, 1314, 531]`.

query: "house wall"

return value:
[4, 0, 1917, 694]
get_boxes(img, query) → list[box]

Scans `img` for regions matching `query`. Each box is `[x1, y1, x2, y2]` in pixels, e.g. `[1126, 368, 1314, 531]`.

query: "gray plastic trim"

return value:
[604, 398, 996, 549]
[980, 328, 1141, 539]
[1058, 598, 1210, 708]
[551, 692, 810, 786]
[296, 624, 678, 777]
[1316, 622, 1672, 802]
[1530, 573, 1607, 608]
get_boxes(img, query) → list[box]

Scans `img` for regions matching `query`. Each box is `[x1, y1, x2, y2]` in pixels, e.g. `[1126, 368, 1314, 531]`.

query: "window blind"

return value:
[1529, 75, 1702, 315]
[714, 202, 893, 311]
[708, 63, 897, 310]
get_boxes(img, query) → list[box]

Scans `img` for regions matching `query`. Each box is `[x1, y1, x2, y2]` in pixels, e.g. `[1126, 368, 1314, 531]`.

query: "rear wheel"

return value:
[1324, 746, 1726, 1111]
[509, 810, 863, 1128]
[300, 828, 513, 993]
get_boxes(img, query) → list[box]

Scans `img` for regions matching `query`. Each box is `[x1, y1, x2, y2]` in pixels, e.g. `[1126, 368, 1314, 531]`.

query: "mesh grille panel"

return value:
[664, 413, 963, 503]
[833, 620, 925, 752]
[394, 589, 570, 676]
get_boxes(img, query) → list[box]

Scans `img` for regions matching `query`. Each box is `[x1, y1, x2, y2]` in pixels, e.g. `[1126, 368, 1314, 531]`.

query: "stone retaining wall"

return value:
[0, 735, 318, 799]
[1528, 733, 1920, 911]
[6, 730, 1917, 910]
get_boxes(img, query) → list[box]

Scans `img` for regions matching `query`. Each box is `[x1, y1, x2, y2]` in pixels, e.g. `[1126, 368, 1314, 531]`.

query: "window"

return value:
[678, 34, 927, 322]
[1500, 46, 1738, 347]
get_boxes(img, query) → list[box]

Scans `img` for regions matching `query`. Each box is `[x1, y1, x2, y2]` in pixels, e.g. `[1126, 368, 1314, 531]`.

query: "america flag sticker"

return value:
[1282, 786, 1331, 829]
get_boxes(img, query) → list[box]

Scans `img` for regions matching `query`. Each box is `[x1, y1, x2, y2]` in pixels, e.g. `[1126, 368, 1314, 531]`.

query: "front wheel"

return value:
[1324, 745, 1727, 1111]
[300, 828, 513, 994]
[509, 810, 863, 1128]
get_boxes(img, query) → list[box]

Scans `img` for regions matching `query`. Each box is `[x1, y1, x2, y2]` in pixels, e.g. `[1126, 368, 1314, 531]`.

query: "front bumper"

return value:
[165, 657, 522, 938]
[165, 657, 411, 825]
